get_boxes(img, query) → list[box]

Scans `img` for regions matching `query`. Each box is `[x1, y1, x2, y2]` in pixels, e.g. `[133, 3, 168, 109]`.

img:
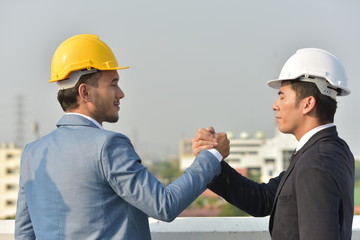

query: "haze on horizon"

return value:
[1, 0, 359, 160]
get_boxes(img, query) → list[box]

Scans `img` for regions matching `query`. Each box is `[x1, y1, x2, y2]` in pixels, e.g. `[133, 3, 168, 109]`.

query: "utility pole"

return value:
[15, 95, 25, 147]
[32, 121, 40, 140]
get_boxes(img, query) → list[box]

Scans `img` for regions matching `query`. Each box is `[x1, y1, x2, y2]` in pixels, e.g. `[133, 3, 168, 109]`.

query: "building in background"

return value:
[0, 143, 22, 219]
[180, 129, 298, 182]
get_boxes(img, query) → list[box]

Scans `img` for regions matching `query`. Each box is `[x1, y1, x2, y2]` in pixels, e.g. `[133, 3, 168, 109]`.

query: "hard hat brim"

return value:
[267, 79, 285, 89]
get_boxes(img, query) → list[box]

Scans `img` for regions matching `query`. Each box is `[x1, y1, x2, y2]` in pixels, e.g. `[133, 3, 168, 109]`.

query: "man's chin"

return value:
[105, 115, 119, 123]
[278, 127, 292, 135]
[277, 127, 287, 134]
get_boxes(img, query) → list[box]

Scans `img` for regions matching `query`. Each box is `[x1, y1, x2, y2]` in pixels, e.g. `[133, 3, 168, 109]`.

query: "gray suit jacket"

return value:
[209, 126, 354, 239]
[15, 114, 221, 239]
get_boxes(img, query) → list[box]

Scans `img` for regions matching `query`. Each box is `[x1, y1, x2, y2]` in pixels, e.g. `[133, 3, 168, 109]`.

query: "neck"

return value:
[66, 107, 102, 126]
[294, 118, 323, 141]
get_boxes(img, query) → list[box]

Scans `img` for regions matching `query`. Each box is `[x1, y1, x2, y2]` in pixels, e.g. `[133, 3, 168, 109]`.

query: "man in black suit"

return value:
[192, 48, 354, 239]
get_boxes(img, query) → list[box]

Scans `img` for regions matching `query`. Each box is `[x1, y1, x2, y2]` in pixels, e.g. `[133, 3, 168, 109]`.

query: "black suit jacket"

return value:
[209, 126, 354, 239]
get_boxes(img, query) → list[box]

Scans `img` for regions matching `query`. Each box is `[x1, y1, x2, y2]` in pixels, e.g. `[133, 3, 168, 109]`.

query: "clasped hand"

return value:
[192, 126, 230, 159]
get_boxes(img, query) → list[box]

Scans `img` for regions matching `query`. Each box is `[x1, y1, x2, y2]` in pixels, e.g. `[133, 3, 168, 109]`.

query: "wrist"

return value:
[206, 149, 222, 162]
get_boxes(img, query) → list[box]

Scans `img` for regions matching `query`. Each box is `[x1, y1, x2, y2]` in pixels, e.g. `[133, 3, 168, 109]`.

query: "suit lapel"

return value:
[268, 149, 299, 233]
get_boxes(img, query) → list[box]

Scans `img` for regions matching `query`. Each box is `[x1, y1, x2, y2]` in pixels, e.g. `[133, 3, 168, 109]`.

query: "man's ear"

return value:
[78, 84, 91, 102]
[302, 96, 316, 115]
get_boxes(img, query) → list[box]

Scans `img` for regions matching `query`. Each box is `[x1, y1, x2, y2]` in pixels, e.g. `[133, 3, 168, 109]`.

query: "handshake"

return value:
[191, 126, 230, 160]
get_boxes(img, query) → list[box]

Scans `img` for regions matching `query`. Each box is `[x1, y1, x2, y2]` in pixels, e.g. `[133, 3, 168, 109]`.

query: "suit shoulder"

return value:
[94, 129, 134, 148]
[297, 136, 353, 171]
[100, 129, 130, 141]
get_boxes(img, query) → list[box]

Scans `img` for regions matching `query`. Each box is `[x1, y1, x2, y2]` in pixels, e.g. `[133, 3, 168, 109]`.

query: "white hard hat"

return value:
[267, 48, 350, 99]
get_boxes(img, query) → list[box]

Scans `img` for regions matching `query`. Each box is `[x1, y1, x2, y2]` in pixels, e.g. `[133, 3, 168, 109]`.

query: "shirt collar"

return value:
[296, 123, 334, 152]
[65, 113, 103, 129]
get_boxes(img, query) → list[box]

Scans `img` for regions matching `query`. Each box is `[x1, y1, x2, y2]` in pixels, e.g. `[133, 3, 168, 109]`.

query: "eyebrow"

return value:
[278, 91, 284, 95]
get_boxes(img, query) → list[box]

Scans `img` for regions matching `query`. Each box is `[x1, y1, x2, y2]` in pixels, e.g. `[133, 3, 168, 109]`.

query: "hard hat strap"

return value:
[299, 76, 338, 100]
[57, 68, 98, 90]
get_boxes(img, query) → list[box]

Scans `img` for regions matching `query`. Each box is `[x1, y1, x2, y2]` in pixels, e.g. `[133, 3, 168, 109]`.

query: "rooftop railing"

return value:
[2, 216, 360, 239]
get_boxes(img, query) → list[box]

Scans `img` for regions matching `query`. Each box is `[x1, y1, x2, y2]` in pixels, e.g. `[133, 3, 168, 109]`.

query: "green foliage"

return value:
[193, 196, 205, 208]
[355, 187, 360, 206]
[355, 161, 360, 187]
[147, 158, 182, 185]
[188, 195, 222, 209]
[217, 203, 249, 217]
[247, 168, 261, 183]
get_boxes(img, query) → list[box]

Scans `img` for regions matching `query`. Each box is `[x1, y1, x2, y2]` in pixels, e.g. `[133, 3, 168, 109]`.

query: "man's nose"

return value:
[117, 87, 125, 99]
[272, 100, 278, 111]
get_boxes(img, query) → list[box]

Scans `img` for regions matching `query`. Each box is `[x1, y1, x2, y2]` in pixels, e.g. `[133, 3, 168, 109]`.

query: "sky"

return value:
[1, 0, 360, 160]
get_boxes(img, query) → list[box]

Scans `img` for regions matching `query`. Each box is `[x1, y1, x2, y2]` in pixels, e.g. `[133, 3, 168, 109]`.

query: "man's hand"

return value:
[192, 127, 218, 156]
[192, 126, 230, 159]
[214, 132, 230, 159]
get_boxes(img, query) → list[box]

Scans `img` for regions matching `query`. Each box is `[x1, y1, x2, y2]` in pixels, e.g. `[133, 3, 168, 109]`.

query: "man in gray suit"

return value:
[15, 34, 230, 240]
[192, 48, 354, 239]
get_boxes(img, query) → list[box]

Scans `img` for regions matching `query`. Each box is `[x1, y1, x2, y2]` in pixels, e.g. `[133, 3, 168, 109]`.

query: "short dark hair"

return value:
[287, 80, 337, 124]
[57, 71, 102, 111]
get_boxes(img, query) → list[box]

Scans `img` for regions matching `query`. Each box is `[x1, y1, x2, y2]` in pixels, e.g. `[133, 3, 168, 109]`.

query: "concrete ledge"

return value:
[2, 216, 360, 239]
[0, 220, 14, 240]
[149, 217, 270, 240]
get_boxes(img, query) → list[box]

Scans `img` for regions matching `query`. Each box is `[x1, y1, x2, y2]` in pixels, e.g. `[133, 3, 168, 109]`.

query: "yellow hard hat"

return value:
[49, 34, 129, 83]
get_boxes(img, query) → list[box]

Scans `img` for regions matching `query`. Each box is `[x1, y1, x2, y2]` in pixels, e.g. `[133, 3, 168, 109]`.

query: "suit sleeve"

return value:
[15, 153, 35, 240]
[295, 167, 341, 239]
[100, 134, 221, 222]
[209, 161, 283, 217]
